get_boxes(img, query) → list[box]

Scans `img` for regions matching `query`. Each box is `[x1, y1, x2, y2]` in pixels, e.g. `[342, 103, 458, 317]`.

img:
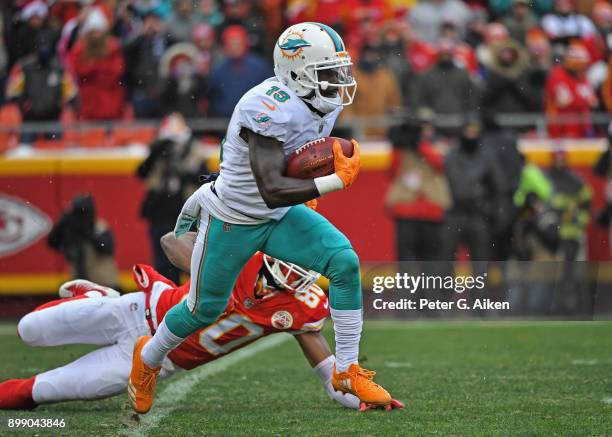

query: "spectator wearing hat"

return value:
[502, 0, 539, 44]
[207, 25, 271, 118]
[544, 41, 598, 138]
[159, 42, 209, 118]
[192, 23, 222, 75]
[6, 32, 77, 141]
[341, 43, 402, 138]
[481, 39, 534, 115]
[520, 29, 552, 111]
[123, 9, 168, 118]
[8, 1, 57, 67]
[69, 7, 126, 120]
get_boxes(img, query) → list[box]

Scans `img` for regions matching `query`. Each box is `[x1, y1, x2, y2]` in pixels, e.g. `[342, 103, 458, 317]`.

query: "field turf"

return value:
[0, 321, 611, 436]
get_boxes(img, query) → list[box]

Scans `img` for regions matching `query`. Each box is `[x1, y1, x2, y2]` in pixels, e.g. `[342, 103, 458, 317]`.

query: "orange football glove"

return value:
[304, 199, 318, 210]
[333, 139, 361, 188]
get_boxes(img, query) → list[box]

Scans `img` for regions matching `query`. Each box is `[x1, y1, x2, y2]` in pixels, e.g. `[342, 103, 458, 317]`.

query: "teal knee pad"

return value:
[325, 248, 362, 310]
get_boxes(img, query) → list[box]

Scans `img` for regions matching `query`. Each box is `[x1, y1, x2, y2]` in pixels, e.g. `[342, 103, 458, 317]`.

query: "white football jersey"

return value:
[209, 77, 342, 222]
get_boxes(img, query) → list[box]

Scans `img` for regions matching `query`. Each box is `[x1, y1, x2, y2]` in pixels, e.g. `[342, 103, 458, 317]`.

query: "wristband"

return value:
[314, 174, 344, 195]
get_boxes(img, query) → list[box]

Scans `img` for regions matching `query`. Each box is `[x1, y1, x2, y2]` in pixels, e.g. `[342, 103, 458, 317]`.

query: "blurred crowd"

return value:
[0, 0, 609, 139]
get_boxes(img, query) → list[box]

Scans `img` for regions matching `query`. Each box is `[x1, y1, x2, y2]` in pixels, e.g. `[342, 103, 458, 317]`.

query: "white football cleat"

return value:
[59, 279, 120, 299]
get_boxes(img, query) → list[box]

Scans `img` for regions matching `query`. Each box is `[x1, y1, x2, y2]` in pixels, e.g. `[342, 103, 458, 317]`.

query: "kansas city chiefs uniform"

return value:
[139, 253, 329, 370]
[0, 254, 329, 408]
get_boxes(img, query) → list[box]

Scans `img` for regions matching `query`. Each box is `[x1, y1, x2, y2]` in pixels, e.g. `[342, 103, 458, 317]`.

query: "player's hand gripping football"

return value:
[359, 398, 405, 412]
[332, 139, 360, 188]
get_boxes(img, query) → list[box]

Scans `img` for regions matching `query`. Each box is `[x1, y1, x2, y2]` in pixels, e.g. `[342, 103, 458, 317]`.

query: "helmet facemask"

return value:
[301, 57, 357, 108]
[262, 255, 321, 294]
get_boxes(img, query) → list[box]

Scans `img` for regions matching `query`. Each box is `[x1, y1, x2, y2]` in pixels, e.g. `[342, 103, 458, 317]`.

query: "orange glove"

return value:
[332, 139, 361, 188]
[304, 199, 318, 210]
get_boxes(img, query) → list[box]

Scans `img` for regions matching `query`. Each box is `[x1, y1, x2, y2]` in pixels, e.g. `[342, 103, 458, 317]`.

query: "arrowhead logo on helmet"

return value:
[278, 31, 311, 60]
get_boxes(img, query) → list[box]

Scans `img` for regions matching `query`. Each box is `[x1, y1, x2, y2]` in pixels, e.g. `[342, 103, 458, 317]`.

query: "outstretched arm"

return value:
[160, 232, 196, 272]
[295, 332, 360, 409]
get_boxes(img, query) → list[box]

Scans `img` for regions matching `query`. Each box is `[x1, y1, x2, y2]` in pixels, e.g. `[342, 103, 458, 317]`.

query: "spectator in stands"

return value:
[502, 0, 539, 44]
[379, 21, 417, 107]
[8, 1, 56, 66]
[70, 8, 126, 120]
[385, 112, 451, 261]
[443, 119, 502, 260]
[5, 33, 77, 142]
[0, 13, 7, 104]
[198, 0, 224, 28]
[481, 115, 523, 260]
[409, 0, 472, 43]
[521, 29, 552, 111]
[219, 0, 266, 54]
[481, 39, 534, 115]
[136, 113, 208, 284]
[414, 39, 479, 126]
[166, 0, 201, 44]
[123, 10, 167, 118]
[592, 1, 612, 49]
[541, 0, 597, 46]
[544, 41, 598, 138]
[341, 43, 402, 138]
[159, 43, 208, 118]
[47, 194, 119, 290]
[476, 22, 511, 70]
[192, 23, 222, 74]
[207, 25, 271, 118]
[439, 21, 478, 76]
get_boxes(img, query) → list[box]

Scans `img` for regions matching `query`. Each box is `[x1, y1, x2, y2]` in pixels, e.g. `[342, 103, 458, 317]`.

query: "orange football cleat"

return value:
[128, 336, 161, 414]
[332, 363, 391, 406]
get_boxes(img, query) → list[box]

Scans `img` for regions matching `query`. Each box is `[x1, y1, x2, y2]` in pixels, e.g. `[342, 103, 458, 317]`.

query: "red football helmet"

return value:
[262, 255, 322, 294]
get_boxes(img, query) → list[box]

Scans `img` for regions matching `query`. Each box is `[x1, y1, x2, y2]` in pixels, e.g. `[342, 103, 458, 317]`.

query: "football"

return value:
[285, 136, 353, 179]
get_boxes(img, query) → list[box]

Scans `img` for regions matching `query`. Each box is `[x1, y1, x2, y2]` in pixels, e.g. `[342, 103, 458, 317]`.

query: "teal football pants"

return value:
[164, 205, 362, 338]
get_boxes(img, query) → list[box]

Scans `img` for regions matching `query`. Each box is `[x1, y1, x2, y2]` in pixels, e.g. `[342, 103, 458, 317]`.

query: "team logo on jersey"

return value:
[243, 297, 254, 309]
[271, 310, 293, 329]
[278, 31, 311, 60]
[253, 112, 271, 128]
[0, 194, 51, 258]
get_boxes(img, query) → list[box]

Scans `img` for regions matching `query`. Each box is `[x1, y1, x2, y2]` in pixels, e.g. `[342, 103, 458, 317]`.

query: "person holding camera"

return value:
[47, 194, 119, 289]
[136, 113, 207, 284]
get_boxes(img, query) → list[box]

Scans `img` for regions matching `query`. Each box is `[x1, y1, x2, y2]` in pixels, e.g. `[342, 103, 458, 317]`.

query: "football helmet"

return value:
[263, 255, 322, 294]
[273, 22, 356, 111]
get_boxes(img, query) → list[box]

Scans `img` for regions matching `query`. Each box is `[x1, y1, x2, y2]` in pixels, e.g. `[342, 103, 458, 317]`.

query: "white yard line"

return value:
[0, 324, 17, 336]
[126, 333, 292, 437]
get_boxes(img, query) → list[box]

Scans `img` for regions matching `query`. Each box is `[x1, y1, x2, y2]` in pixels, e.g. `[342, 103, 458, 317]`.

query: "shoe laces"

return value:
[140, 367, 159, 394]
[352, 365, 376, 381]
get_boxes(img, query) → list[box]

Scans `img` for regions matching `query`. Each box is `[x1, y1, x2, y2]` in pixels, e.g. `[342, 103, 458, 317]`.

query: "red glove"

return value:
[359, 398, 405, 412]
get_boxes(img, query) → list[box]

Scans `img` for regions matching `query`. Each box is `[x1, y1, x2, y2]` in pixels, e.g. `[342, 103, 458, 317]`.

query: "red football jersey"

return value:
[133, 255, 329, 371]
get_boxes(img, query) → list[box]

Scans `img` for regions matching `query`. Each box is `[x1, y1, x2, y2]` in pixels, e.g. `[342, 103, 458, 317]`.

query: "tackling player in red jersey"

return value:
[0, 237, 402, 411]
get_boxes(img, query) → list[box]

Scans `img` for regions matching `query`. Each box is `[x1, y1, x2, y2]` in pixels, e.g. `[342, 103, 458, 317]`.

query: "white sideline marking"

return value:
[127, 333, 292, 437]
[571, 359, 597, 366]
[384, 361, 413, 368]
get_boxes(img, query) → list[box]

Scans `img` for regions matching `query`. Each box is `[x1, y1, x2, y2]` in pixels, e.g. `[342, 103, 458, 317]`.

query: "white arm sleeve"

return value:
[314, 355, 360, 410]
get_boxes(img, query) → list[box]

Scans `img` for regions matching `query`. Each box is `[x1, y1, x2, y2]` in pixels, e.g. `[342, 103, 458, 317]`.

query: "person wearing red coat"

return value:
[69, 7, 126, 120]
[545, 42, 598, 138]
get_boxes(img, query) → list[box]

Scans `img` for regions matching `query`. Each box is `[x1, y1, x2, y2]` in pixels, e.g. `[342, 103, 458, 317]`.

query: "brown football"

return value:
[285, 137, 353, 179]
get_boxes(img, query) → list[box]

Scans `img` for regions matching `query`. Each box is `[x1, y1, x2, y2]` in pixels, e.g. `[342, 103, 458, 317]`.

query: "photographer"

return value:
[136, 113, 207, 283]
[47, 194, 119, 289]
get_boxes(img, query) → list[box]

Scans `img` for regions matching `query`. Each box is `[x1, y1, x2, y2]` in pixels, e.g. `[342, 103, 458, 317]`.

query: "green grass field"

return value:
[0, 321, 611, 436]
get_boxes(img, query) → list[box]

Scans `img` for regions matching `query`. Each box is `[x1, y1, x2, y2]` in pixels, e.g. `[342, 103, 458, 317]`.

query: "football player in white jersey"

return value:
[129, 22, 393, 414]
